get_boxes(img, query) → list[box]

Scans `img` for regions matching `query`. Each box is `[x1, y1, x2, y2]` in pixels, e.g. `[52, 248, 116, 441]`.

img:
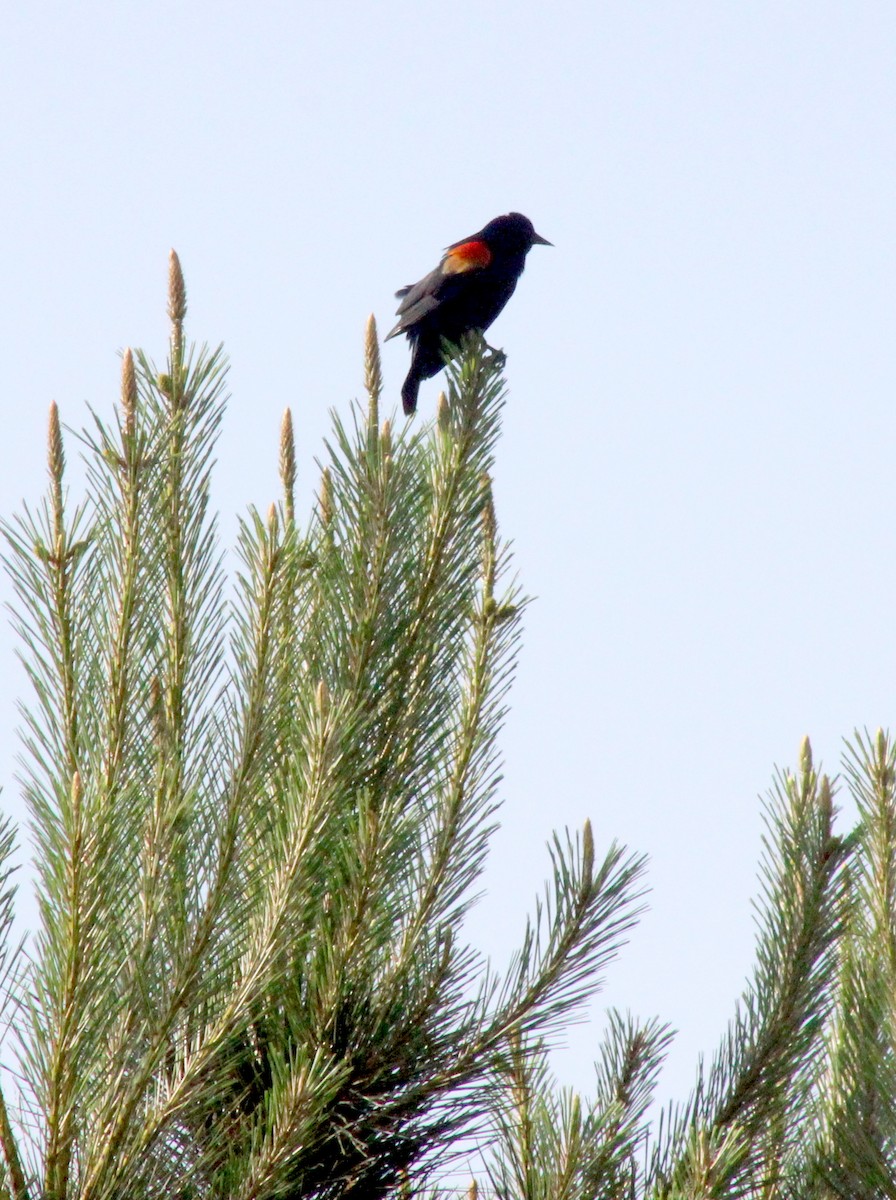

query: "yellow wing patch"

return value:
[442, 239, 492, 274]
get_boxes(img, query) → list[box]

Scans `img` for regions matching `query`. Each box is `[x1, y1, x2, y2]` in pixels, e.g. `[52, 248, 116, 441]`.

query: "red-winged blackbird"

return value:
[386, 212, 551, 414]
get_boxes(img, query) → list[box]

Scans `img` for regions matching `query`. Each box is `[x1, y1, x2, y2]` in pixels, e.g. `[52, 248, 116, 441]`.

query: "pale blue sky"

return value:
[2, 0, 895, 1131]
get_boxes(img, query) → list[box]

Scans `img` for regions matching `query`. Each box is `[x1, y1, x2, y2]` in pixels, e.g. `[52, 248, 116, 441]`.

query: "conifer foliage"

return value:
[0, 258, 894, 1199]
[0, 258, 643, 1199]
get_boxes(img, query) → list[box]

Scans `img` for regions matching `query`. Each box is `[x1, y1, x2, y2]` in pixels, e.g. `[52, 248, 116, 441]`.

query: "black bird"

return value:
[386, 212, 551, 414]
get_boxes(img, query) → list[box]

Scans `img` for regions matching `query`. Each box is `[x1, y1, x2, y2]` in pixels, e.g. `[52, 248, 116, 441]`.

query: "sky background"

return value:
[2, 0, 895, 1164]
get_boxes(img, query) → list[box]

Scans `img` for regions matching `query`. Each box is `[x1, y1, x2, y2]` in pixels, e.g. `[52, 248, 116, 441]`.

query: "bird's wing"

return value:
[385, 266, 447, 339]
[441, 239, 492, 273]
[385, 242, 493, 340]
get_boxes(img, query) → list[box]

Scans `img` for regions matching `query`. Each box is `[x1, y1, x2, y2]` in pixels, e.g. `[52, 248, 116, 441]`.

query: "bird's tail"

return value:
[401, 371, 420, 415]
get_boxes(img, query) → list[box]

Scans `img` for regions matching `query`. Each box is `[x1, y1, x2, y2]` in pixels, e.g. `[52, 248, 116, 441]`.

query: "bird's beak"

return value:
[532, 231, 553, 246]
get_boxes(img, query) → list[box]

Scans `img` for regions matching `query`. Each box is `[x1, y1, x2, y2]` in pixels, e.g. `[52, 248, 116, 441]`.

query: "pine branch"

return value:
[789, 730, 896, 1197]
[650, 739, 849, 1198]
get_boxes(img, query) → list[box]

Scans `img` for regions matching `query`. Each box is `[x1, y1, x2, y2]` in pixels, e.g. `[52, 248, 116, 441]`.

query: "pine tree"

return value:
[0, 257, 894, 1200]
[0, 257, 644, 1199]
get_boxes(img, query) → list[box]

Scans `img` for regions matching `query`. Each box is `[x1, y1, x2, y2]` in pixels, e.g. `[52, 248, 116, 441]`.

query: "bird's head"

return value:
[479, 212, 552, 255]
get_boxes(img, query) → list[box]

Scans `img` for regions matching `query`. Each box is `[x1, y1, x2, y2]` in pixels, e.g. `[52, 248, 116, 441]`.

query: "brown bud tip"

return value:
[437, 391, 450, 432]
[48, 401, 65, 482]
[121, 348, 137, 437]
[168, 250, 187, 324]
[71, 770, 82, 811]
[316, 679, 330, 718]
[279, 408, 296, 492]
[267, 502, 278, 531]
[877, 727, 888, 762]
[467, 1180, 478, 1200]
[380, 418, 392, 458]
[818, 775, 833, 826]
[800, 736, 813, 776]
[582, 818, 594, 885]
[319, 467, 333, 526]
[364, 314, 383, 405]
[481, 473, 496, 541]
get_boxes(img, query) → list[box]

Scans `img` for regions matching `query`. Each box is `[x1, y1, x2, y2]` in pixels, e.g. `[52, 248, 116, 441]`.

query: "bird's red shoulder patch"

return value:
[442, 240, 492, 274]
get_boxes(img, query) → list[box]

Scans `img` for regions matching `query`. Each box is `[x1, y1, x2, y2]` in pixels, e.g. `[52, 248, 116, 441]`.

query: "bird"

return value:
[385, 212, 551, 414]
